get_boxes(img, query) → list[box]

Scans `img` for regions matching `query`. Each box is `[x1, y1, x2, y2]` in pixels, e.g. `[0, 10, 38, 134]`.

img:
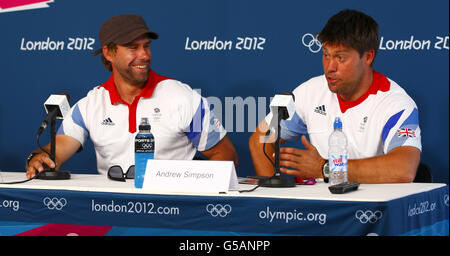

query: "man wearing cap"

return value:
[26, 14, 238, 179]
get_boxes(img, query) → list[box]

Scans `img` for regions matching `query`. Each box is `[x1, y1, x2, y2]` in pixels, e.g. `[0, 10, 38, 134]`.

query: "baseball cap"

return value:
[92, 14, 158, 56]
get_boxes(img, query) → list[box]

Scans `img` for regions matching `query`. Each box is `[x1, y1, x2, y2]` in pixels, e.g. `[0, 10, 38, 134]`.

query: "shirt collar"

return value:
[337, 70, 391, 113]
[100, 69, 167, 105]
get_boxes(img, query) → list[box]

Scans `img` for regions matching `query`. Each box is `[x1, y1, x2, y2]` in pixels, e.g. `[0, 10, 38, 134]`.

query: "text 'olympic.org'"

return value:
[259, 206, 327, 225]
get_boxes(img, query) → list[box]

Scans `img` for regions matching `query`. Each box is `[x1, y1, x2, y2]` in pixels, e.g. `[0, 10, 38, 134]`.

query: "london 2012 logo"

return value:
[0, 0, 54, 14]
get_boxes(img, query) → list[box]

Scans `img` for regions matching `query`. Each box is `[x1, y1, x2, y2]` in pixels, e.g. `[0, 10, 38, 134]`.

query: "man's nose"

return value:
[137, 46, 151, 60]
[325, 59, 337, 73]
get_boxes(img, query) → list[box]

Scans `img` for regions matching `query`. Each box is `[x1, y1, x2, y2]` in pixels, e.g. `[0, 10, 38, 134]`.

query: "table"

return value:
[0, 171, 448, 236]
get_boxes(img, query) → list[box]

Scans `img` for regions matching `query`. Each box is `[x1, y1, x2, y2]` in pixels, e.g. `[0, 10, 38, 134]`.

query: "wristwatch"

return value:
[26, 152, 40, 167]
[322, 159, 329, 183]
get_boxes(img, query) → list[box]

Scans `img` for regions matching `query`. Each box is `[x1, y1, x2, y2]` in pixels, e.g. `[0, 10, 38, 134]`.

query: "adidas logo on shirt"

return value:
[101, 117, 115, 126]
[314, 105, 326, 115]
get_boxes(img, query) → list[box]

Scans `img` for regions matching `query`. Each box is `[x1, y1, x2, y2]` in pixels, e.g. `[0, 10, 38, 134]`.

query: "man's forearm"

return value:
[249, 125, 276, 177]
[207, 149, 239, 168]
[347, 146, 420, 183]
[201, 135, 239, 167]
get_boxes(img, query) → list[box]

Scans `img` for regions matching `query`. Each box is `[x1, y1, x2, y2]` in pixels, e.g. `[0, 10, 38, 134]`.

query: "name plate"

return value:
[142, 160, 239, 193]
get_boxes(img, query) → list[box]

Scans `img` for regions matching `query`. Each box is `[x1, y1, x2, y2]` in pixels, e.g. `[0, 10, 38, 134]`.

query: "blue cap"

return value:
[333, 117, 342, 130]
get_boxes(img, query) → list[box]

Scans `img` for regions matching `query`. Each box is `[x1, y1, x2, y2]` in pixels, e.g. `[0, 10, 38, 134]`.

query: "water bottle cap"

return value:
[333, 117, 342, 130]
[139, 117, 151, 131]
[139, 124, 151, 131]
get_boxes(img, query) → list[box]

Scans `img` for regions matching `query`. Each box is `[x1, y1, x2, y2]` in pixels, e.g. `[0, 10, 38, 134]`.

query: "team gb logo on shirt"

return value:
[0, 0, 54, 14]
[397, 127, 416, 138]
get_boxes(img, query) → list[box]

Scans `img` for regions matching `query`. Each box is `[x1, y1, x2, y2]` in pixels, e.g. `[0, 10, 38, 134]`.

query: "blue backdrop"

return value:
[1, 0, 448, 183]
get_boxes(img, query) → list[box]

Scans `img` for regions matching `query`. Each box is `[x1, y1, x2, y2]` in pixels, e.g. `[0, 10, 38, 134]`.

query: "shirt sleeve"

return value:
[264, 111, 307, 141]
[56, 100, 89, 147]
[381, 103, 422, 153]
[179, 88, 226, 151]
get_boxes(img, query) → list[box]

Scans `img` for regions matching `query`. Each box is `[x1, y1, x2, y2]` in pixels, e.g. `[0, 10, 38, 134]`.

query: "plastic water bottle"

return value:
[328, 117, 348, 185]
[134, 117, 154, 188]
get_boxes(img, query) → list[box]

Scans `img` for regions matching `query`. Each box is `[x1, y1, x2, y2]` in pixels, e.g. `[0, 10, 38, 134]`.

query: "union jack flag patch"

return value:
[213, 118, 221, 128]
[397, 128, 416, 138]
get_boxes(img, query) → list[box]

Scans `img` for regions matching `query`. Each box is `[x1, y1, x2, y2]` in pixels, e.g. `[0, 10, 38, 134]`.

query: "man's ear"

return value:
[102, 45, 113, 62]
[364, 49, 375, 66]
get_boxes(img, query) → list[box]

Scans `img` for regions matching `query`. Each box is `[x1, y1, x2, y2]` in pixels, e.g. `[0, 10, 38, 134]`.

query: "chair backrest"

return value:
[413, 162, 433, 183]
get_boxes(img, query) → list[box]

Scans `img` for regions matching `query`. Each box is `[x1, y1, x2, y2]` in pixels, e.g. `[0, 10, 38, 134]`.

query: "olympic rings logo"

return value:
[355, 210, 383, 224]
[206, 204, 232, 217]
[141, 143, 153, 149]
[301, 33, 322, 53]
[43, 197, 67, 210]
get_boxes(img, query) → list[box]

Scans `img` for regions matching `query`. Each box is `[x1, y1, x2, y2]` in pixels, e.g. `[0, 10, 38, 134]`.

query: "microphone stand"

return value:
[37, 115, 71, 180]
[259, 107, 296, 188]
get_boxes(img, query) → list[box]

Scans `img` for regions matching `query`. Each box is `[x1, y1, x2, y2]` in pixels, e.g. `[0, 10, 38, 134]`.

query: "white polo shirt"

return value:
[57, 70, 226, 174]
[269, 70, 421, 159]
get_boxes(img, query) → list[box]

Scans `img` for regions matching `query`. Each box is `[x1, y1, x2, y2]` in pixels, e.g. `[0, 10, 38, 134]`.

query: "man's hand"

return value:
[25, 135, 81, 179]
[26, 152, 56, 179]
[279, 135, 325, 179]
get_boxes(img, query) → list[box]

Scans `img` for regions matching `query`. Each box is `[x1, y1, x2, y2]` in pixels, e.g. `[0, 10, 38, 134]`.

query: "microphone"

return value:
[266, 92, 296, 130]
[35, 93, 71, 180]
[37, 94, 70, 135]
[259, 91, 296, 188]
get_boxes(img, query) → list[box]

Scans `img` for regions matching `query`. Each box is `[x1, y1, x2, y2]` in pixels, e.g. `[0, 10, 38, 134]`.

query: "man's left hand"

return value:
[279, 135, 325, 178]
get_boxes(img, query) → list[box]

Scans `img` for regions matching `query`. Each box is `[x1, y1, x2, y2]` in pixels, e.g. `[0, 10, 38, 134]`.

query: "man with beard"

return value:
[249, 9, 421, 184]
[26, 14, 238, 179]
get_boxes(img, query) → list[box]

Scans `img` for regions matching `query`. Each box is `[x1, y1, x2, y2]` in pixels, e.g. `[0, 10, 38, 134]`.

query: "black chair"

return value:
[193, 153, 207, 161]
[413, 162, 433, 183]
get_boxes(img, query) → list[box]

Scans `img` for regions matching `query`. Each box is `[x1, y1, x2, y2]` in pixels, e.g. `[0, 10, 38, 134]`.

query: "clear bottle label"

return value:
[329, 154, 348, 172]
